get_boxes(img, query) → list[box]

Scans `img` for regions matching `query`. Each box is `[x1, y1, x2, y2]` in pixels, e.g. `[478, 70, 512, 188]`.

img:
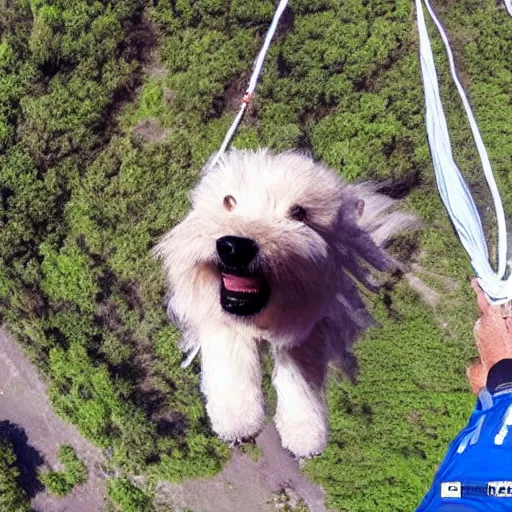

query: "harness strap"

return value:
[415, 0, 512, 304]
[207, 0, 289, 171]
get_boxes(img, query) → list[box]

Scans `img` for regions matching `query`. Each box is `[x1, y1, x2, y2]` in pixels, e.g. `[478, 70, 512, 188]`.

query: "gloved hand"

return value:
[467, 278, 512, 394]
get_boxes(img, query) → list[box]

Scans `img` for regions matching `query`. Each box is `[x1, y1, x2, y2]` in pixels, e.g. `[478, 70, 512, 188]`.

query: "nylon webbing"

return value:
[415, 0, 512, 304]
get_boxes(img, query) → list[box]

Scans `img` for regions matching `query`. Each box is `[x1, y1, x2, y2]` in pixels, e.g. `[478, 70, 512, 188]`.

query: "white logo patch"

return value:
[494, 405, 512, 445]
[488, 482, 512, 497]
[441, 482, 461, 498]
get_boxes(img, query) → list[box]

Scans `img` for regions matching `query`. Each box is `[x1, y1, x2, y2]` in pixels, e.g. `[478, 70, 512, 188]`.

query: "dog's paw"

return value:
[275, 414, 328, 458]
[207, 399, 265, 443]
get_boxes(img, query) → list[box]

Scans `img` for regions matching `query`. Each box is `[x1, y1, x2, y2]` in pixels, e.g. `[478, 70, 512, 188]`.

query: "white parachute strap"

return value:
[207, 0, 290, 171]
[182, 0, 289, 368]
[415, 0, 512, 304]
[181, 345, 200, 369]
[505, 0, 512, 17]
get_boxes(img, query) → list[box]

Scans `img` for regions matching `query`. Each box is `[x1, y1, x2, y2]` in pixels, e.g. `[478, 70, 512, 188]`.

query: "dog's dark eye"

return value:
[289, 205, 308, 222]
[223, 195, 237, 211]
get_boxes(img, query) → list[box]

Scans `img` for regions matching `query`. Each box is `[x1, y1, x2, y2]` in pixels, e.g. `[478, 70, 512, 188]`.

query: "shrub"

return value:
[107, 477, 153, 512]
[0, 439, 31, 512]
[39, 445, 87, 496]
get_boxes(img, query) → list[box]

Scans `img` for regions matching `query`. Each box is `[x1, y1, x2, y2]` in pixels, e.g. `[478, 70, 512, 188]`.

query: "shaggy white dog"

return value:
[154, 148, 416, 458]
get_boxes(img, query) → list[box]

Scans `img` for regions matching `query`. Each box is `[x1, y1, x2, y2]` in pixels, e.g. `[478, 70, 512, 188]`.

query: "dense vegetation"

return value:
[107, 477, 154, 512]
[39, 445, 87, 496]
[0, 439, 31, 512]
[0, 0, 511, 510]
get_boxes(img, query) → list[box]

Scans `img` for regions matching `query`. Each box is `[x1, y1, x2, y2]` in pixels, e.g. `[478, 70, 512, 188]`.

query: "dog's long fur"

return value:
[154, 149, 416, 457]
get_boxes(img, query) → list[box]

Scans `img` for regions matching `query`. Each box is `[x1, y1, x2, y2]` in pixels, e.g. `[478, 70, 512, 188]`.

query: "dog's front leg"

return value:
[200, 326, 264, 443]
[272, 327, 329, 458]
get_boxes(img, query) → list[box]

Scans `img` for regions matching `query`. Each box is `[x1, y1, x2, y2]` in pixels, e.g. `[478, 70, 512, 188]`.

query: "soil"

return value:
[134, 118, 172, 142]
[155, 423, 328, 512]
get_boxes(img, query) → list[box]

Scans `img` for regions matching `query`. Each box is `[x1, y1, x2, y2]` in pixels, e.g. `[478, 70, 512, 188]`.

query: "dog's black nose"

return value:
[216, 236, 259, 269]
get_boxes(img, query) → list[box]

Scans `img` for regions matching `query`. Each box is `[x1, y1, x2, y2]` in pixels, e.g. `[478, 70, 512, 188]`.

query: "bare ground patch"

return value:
[134, 117, 172, 142]
[155, 424, 329, 512]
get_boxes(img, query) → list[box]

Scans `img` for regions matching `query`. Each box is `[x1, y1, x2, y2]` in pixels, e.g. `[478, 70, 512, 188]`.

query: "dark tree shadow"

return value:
[0, 420, 45, 497]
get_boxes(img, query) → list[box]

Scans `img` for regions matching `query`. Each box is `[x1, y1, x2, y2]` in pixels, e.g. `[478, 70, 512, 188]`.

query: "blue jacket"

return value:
[417, 360, 512, 511]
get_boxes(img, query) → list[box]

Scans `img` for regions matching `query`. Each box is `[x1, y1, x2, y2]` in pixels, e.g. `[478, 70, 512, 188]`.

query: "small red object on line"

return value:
[242, 92, 254, 104]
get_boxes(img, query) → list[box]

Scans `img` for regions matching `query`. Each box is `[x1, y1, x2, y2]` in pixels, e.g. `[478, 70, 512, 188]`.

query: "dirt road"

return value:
[156, 423, 329, 512]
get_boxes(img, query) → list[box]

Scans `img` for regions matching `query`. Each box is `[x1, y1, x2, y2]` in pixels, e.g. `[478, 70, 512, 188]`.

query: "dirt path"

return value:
[156, 424, 329, 512]
[0, 328, 107, 512]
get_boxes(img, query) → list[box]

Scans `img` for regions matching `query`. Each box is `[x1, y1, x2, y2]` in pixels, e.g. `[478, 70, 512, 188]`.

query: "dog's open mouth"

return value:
[219, 265, 270, 316]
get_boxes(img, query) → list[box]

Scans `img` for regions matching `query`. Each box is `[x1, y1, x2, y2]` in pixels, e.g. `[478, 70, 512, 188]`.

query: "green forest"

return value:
[0, 0, 511, 510]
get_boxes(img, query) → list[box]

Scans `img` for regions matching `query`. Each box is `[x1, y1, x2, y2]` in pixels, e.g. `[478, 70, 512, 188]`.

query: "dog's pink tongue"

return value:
[222, 274, 260, 294]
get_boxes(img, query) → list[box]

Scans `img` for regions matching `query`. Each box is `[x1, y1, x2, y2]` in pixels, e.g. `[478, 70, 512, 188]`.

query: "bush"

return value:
[107, 477, 153, 512]
[39, 445, 87, 496]
[0, 439, 31, 512]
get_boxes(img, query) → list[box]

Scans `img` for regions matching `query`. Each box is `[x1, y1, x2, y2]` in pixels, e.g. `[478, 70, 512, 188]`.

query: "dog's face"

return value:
[155, 149, 362, 335]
